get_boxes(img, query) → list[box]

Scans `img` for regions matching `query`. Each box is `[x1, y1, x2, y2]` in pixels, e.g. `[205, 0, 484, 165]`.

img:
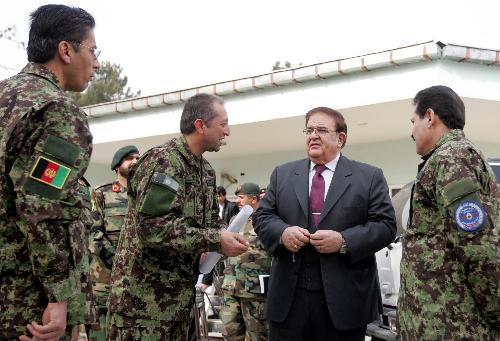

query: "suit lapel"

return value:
[320, 155, 352, 224]
[292, 159, 310, 218]
[223, 201, 229, 221]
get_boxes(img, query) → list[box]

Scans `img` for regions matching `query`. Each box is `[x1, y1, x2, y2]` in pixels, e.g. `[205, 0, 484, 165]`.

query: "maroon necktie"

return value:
[310, 164, 327, 227]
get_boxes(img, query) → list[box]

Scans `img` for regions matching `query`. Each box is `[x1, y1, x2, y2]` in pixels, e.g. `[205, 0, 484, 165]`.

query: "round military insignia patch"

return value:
[454, 200, 485, 232]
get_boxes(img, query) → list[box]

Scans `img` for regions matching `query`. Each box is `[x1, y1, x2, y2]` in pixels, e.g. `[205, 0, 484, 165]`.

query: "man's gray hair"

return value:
[180, 93, 225, 134]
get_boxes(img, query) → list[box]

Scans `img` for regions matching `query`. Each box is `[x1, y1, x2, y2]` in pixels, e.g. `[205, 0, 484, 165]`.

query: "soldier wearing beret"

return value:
[398, 85, 500, 340]
[221, 182, 271, 341]
[0, 4, 100, 340]
[107, 93, 249, 340]
[88, 145, 139, 340]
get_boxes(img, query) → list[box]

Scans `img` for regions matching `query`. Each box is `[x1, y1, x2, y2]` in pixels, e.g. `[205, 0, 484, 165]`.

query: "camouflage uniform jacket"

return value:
[69, 177, 97, 326]
[0, 63, 94, 338]
[398, 129, 500, 340]
[108, 135, 223, 327]
[89, 181, 128, 302]
[222, 217, 271, 298]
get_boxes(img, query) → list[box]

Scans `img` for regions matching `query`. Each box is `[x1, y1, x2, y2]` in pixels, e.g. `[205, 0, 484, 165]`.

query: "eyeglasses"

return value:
[72, 42, 101, 59]
[302, 127, 340, 136]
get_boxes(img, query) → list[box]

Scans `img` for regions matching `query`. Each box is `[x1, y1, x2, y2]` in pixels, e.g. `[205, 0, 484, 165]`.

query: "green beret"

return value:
[111, 145, 139, 170]
[235, 182, 260, 196]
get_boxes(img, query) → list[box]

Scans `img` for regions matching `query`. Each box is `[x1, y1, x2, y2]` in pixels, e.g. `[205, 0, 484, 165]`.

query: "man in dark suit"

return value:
[254, 107, 396, 341]
[218, 186, 239, 224]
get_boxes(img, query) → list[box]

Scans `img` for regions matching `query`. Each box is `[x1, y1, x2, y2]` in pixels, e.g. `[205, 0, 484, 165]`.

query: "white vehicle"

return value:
[367, 159, 500, 340]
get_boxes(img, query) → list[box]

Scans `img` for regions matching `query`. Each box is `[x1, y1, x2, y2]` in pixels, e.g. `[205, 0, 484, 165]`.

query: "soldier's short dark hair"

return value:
[216, 186, 226, 196]
[180, 94, 225, 134]
[305, 106, 347, 148]
[413, 85, 465, 130]
[28, 4, 95, 63]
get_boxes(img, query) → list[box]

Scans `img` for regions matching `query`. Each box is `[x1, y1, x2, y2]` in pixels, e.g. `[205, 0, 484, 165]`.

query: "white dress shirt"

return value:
[308, 153, 341, 201]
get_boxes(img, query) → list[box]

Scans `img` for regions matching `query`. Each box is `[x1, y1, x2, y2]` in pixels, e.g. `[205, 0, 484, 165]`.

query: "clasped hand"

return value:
[281, 226, 343, 253]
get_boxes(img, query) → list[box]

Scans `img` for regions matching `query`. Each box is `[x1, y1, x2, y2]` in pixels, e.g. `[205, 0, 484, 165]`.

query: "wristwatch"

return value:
[339, 237, 349, 254]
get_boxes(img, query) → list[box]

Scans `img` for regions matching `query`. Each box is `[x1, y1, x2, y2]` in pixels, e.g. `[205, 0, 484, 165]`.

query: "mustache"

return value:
[411, 135, 415, 141]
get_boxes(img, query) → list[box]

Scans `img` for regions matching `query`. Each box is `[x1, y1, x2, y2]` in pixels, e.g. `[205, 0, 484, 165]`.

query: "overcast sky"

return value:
[1, 0, 499, 96]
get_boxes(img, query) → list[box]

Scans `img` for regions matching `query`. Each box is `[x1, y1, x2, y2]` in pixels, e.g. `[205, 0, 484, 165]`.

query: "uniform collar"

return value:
[21, 62, 61, 90]
[421, 129, 464, 162]
[176, 135, 204, 170]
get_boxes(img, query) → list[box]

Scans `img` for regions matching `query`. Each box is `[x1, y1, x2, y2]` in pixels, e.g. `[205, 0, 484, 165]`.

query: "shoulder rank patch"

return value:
[29, 156, 71, 189]
[112, 182, 121, 192]
[151, 172, 180, 193]
[454, 200, 485, 232]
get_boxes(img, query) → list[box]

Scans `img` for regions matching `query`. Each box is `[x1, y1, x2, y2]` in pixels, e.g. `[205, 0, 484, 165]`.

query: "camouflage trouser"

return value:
[88, 305, 107, 341]
[221, 295, 268, 341]
[65, 324, 89, 340]
[88, 288, 108, 341]
[107, 321, 189, 341]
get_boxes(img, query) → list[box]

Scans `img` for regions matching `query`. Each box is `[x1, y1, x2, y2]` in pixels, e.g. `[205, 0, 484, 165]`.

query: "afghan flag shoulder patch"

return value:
[29, 156, 71, 190]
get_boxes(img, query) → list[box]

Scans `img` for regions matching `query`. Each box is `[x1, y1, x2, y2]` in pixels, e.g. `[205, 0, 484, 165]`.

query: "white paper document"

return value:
[199, 205, 253, 274]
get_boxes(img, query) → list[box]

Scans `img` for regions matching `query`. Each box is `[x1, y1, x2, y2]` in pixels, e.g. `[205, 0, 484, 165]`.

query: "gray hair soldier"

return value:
[106, 94, 249, 340]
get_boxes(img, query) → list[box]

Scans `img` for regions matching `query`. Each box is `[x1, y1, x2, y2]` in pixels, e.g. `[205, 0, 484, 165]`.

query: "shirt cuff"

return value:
[205, 228, 222, 252]
[43, 277, 73, 303]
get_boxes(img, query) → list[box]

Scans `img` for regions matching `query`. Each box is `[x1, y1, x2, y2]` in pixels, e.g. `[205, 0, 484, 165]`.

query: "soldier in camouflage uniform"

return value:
[0, 4, 100, 340]
[71, 177, 98, 340]
[220, 182, 271, 341]
[88, 145, 140, 341]
[397, 85, 500, 340]
[107, 93, 249, 340]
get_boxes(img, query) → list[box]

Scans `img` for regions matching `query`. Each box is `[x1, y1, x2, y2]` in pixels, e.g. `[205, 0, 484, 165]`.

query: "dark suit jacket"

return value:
[253, 155, 396, 330]
[222, 199, 239, 225]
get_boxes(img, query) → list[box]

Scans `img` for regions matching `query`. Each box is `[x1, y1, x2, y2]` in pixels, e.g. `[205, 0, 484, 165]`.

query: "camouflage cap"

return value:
[111, 145, 139, 170]
[235, 182, 260, 196]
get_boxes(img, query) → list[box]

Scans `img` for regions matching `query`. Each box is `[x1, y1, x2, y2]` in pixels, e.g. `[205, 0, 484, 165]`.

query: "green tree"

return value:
[69, 61, 141, 106]
[272, 60, 291, 70]
[0, 26, 25, 48]
[272, 60, 303, 71]
[1, 26, 26, 72]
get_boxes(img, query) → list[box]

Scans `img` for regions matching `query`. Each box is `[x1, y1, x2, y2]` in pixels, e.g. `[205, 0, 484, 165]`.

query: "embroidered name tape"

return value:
[29, 156, 71, 189]
[454, 200, 485, 232]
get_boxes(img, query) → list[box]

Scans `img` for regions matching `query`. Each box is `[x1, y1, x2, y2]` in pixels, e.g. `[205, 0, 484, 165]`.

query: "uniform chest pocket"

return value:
[183, 176, 198, 218]
[244, 269, 264, 295]
[104, 205, 126, 214]
[103, 215, 125, 233]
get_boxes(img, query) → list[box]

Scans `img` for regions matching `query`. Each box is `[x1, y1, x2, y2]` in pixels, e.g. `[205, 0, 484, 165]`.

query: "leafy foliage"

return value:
[272, 60, 303, 71]
[0, 26, 25, 48]
[69, 61, 141, 106]
[272, 60, 292, 71]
